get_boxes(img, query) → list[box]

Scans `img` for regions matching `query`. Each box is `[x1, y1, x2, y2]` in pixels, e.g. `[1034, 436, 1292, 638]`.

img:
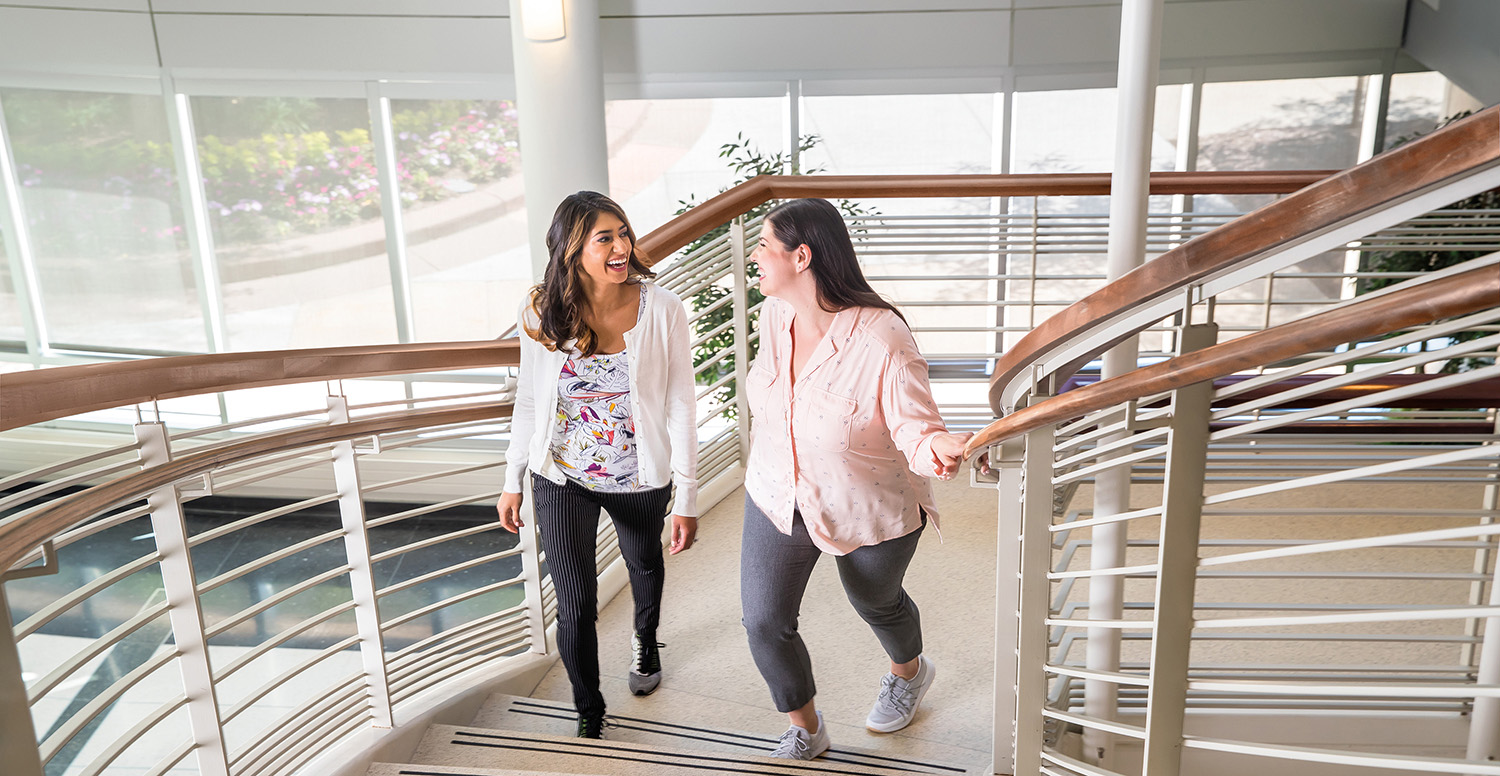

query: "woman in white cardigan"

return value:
[497, 191, 699, 738]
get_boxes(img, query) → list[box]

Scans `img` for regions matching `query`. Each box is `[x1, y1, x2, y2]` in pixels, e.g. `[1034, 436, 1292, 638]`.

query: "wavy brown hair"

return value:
[764, 198, 905, 323]
[524, 191, 654, 355]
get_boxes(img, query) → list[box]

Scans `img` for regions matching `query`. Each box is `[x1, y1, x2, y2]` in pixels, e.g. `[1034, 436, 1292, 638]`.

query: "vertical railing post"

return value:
[327, 395, 395, 728]
[730, 216, 751, 464]
[518, 473, 550, 655]
[1465, 411, 1500, 763]
[0, 586, 44, 776]
[1138, 320, 1218, 776]
[135, 421, 231, 776]
[1012, 398, 1057, 776]
[991, 436, 1027, 775]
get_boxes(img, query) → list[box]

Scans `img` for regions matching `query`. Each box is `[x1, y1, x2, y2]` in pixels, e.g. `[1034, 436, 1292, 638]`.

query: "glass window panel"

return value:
[1385, 71, 1456, 150]
[1011, 85, 1182, 177]
[1196, 76, 1363, 172]
[390, 99, 528, 342]
[802, 92, 1000, 217]
[606, 97, 784, 238]
[192, 96, 395, 350]
[803, 93, 997, 175]
[1, 88, 201, 352]
[0, 221, 21, 344]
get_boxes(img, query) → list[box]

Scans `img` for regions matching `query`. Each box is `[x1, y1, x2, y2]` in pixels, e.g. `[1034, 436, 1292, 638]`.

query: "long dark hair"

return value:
[763, 198, 904, 323]
[525, 191, 654, 355]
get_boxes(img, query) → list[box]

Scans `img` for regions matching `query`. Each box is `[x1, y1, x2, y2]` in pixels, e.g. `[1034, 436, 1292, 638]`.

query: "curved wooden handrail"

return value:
[0, 400, 511, 572]
[961, 262, 1500, 458]
[0, 340, 520, 432]
[0, 171, 1325, 433]
[985, 105, 1500, 415]
[637, 171, 1331, 262]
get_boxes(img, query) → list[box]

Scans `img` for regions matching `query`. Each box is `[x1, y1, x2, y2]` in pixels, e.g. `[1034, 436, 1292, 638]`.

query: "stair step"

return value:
[405, 722, 977, 776]
[472, 694, 977, 774]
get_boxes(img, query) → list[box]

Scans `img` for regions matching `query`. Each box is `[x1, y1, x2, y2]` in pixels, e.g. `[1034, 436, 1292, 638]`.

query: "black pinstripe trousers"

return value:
[531, 472, 673, 716]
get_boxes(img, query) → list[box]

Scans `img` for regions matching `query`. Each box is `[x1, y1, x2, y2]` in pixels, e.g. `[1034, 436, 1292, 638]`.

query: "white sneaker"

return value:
[770, 711, 830, 760]
[866, 655, 936, 733]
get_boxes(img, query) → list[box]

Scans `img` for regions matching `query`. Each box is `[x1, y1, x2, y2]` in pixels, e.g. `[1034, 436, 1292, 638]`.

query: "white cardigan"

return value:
[503, 281, 700, 516]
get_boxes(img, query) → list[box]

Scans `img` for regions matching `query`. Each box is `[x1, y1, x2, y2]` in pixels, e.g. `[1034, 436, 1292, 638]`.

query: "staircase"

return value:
[367, 693, 980, 776]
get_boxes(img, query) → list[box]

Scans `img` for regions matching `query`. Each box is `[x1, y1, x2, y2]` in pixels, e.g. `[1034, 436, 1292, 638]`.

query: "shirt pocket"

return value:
[796, 386, 857, 452]
[746, 363, 778, 419]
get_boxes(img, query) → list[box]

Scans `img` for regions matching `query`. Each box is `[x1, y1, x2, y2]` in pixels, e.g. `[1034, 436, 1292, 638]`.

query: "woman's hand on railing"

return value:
[931, 432, 974, 481]
[669, 514, 697, 555]
[497, 492, 524, 532]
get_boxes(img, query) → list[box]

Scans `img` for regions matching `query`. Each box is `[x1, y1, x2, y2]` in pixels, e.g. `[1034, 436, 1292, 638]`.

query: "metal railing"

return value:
[2, 149, 1498, 776]
[973, 106, 1500, 775]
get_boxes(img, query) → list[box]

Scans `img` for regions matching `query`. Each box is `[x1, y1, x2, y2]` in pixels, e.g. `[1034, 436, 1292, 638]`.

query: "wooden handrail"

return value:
[0, 170, 1324, 433]
[961, 262, 1500, 458]
[985, 105, 1500, 414]
[637, 171, 1331, 262]
[0, 340, 519, 432]
[0, 400, 511, 573]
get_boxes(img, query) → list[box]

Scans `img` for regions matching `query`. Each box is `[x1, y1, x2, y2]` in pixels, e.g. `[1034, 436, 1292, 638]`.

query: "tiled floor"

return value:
[527, 478, 1004, 772]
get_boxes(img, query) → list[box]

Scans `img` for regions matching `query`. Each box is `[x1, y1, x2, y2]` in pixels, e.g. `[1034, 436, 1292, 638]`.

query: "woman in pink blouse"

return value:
[741, 198, 972, 760]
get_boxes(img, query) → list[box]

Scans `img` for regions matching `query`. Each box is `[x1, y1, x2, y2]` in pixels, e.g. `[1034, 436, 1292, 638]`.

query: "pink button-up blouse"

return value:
[743, 297, 948, 555]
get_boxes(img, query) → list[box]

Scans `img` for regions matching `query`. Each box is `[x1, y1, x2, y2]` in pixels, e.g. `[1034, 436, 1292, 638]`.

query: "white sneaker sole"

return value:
[866, 658, 936, 733]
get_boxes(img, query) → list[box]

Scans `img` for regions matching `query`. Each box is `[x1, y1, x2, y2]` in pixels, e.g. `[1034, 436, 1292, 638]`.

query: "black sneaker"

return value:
[576, 710, 606, 739]
[628, 633, 663, 696]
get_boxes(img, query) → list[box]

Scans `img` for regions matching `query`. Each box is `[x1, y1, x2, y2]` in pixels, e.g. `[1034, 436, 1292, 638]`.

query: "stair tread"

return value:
[472, 692, 981, 774]
[407, 720, 978, 776]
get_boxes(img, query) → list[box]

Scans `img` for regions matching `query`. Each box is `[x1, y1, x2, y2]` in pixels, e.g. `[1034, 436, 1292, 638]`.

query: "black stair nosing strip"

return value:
[446, 738, 913, 776]
[500, 698, 968, 773]
[505, 708, 775, 753]
[447, 729, 936, 768]
[491, 711, 945, 775]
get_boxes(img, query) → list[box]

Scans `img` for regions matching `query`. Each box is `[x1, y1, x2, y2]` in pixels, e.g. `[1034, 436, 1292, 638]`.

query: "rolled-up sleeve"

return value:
[880, 355, 947, 479]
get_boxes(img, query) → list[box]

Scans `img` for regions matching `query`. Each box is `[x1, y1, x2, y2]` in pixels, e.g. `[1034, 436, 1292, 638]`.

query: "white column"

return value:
[509, 0, 610, 280]
[1086, 0, 1164, 768]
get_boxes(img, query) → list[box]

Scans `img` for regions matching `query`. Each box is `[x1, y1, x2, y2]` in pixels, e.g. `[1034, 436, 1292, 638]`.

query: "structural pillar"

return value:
[1085, 0, 1164, 768]
[509, 0, 610, 280]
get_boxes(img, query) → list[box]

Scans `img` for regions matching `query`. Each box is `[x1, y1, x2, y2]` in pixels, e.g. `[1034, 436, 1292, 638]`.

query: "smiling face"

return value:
[750, 216, 808, 299]
[576, 212, 633, 289]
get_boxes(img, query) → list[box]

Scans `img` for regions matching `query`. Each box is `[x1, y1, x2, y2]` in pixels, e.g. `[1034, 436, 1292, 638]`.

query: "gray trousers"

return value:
[740, 494, 925, 713]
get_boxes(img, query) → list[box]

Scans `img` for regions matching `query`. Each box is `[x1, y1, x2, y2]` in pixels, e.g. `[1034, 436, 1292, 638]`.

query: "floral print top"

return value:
[549, 285, 647, 491]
